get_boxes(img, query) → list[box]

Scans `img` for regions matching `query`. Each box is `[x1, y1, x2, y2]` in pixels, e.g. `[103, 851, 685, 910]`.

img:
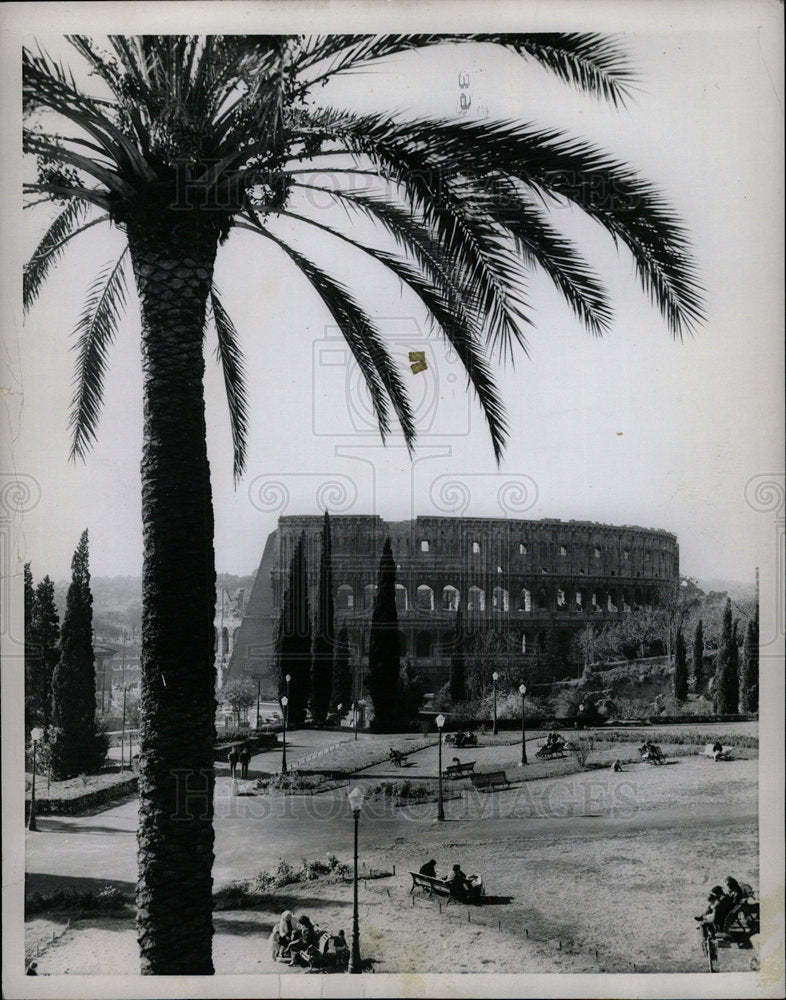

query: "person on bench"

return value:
[419, 859, 438, 878]
[695, 886, 733, 933]
[447, 864, 482, 901]
[725, 876, 756, 928]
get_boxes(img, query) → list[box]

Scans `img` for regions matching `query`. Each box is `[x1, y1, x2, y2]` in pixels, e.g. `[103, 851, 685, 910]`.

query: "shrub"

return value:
[254, 853, 349, 890]
[26, 884, 129, 916]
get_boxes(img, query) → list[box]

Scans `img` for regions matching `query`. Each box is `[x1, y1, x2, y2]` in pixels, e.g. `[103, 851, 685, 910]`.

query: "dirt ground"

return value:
[26, 756, 760, 976]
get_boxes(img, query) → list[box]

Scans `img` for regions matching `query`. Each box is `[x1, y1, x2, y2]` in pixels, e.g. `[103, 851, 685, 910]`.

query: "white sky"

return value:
[6, 9, 785, 586]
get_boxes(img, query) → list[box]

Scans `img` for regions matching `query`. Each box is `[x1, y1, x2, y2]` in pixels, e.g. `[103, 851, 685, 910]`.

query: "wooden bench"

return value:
[470, 770, 510, 792]
[409, 872, 452, 900]
[442, 761, 476, 779]
[703, 743, 733, 760]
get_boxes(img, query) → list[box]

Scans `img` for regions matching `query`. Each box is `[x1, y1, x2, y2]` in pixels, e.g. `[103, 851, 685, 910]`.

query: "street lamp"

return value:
[519, 684, 528, 765]
[492, 672, 499, 735]
[354, 699, 358, 741]
[436, 714, 445, 821]
[347, 786, 365, 974]
[578, 702, 585, 729]
[281, 695, 289, 774]
[28, 727, 43, 831]
[337, 703, 342, 728]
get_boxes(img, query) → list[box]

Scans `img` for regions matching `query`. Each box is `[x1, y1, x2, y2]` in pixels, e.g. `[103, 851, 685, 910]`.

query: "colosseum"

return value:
[225, 515, 679, 697]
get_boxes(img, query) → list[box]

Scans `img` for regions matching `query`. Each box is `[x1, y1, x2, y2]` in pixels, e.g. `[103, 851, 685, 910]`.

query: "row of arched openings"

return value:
[335, 584, 649, 613]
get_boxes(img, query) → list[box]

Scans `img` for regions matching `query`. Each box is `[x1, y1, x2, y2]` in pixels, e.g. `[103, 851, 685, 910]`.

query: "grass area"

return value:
[25, 767, 137, 802]
[26, 884, 130, 917]
[252, 772, 346, 795]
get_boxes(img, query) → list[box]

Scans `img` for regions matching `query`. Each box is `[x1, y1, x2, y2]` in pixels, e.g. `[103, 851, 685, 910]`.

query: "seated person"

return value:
[725, 876, 757, 929]
[419, 859, 438, 878]
[696, 886, 734, 933]
[724, 875, 753, 903]
[451, 756, 461, 767]
[611, 758, 623, 773]
[270, 909, 295, 959]
[331, 929, 349, 968]
[283, 915, 318, 964]
[447, 864, 482, 901]
[712, 741, 725, 761]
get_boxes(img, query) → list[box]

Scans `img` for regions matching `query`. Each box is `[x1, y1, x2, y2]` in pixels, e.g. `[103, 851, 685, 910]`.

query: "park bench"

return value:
[409, 872, 453, 901]
[536, 741, 567, 760]
[470, 770, 511, 792]
[703, 743, 734, 761]
[389, 748, 409, 767]
[442, 760, 476, 779]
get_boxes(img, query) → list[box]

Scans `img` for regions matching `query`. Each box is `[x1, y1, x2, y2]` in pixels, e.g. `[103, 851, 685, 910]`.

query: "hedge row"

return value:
[25, 775, 139, 817]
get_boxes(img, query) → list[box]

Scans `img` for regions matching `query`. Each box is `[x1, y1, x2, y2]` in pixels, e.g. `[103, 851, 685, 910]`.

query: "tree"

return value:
[656, 578, 702, 665]
[49, 530, 108, 779]
[221, 677, 256, 726]
[24, 563, 41, 736]
[35, 576, 61, 731]
[713, 598, 739, 714]
[448, 610, 466, 703]
[398, 658, 425, 728]
[367, 538, 399, 727]
[692, 619, 705, 692]
[740, 603, 759, 713]
[275, 533, 311, 727]
[673, 627, 688, 703]
[331, 627, 353, 713]
[311, 511, 335, 725]
[24, 34, 703, 973]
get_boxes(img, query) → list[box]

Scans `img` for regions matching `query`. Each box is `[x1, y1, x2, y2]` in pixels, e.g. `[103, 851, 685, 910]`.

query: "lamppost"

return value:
[492, 672, 499, 735]
[353, 700, 358, 741]
[255, 676, 261, 729]
[436, 714, 445, 821]
[337, 703, 342, 728]
[281, 695, 289, 774]
[121, 684, 127, 771]
[578, 702, 585, 729]
[28, 727, 43, 831]
[347, 786, 365, 973]
[519, 684, 528, 765]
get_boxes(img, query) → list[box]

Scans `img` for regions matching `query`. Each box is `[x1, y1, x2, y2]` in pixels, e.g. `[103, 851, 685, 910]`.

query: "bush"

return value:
[254, 853, 349, 890]
[365, 779, 432, 802]
[26, 884, 129, 916]
[47, 721, 110, 782]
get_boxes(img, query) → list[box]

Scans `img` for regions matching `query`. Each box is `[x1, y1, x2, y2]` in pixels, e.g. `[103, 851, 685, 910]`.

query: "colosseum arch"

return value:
[556, 588, 567, 608]
[441, 585, 460, 611]
[518, 588, 532, 612]
[416, 584, 435, 611]
[336, 584, 354, 610]
[467, 586, 485, 611]
[364, 583, 377, 610]
[395, 584, 408, 612]
[492, 587, 509, 611]
[397, 630, 409, 656]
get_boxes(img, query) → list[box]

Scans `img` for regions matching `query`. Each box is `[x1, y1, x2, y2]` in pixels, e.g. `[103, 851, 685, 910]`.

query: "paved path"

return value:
[25, 758, 758, 890]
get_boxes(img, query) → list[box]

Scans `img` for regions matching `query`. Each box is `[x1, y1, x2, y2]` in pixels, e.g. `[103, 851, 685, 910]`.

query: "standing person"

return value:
[228, 745, 239, 778]
[239, 745, 250, 779]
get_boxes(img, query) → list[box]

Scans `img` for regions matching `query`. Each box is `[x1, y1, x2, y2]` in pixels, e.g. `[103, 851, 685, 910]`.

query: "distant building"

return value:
[225, 515, 679, 697]
[214, 587, 247, 688]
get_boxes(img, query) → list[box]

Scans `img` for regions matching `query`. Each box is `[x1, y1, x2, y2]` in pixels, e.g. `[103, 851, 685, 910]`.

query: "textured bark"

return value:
[127, 204, 220, 975]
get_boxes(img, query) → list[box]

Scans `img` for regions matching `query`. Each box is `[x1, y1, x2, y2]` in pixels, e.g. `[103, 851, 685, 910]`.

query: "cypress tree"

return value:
[275, 533, 311, 726]
[50, 530, 107, 778]
[331, 627, 353, 713]
[673, 626, 688, 702]
[367, 538, 400, 728]
[35, 576, 60, 731]
[24, 563, 41, 736]
[713, 598, 739, 714]
[740, 604, 759, 713]
[311, 511, 335, 725]
[692, 619, 705, 692]
[449, 609, 466, 703]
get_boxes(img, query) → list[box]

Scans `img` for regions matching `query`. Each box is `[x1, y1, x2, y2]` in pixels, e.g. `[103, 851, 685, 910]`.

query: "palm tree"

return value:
[23, 33, 703, 974]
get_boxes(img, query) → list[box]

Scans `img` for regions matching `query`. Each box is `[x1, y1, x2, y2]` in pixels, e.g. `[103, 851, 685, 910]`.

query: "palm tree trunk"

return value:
[127, 208, 221, 975]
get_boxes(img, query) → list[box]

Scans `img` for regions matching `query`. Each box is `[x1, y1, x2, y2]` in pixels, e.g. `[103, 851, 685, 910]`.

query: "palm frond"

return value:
[295, 33, 634, 104]
[24, 200, 93, 312]
[301, 110, 704, 337]
[209, 288, 249, 481]
[274, 204, 509, 459]
[239, 219, 416, 449]
[68, 252, 129, 462]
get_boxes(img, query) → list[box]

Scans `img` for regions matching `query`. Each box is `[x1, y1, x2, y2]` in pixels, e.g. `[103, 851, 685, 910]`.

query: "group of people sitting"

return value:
[695, 876, 757, 934]
[270, 910, 349, 969]
[419, 859, 484, 901]
[544, 731, 564, 749]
